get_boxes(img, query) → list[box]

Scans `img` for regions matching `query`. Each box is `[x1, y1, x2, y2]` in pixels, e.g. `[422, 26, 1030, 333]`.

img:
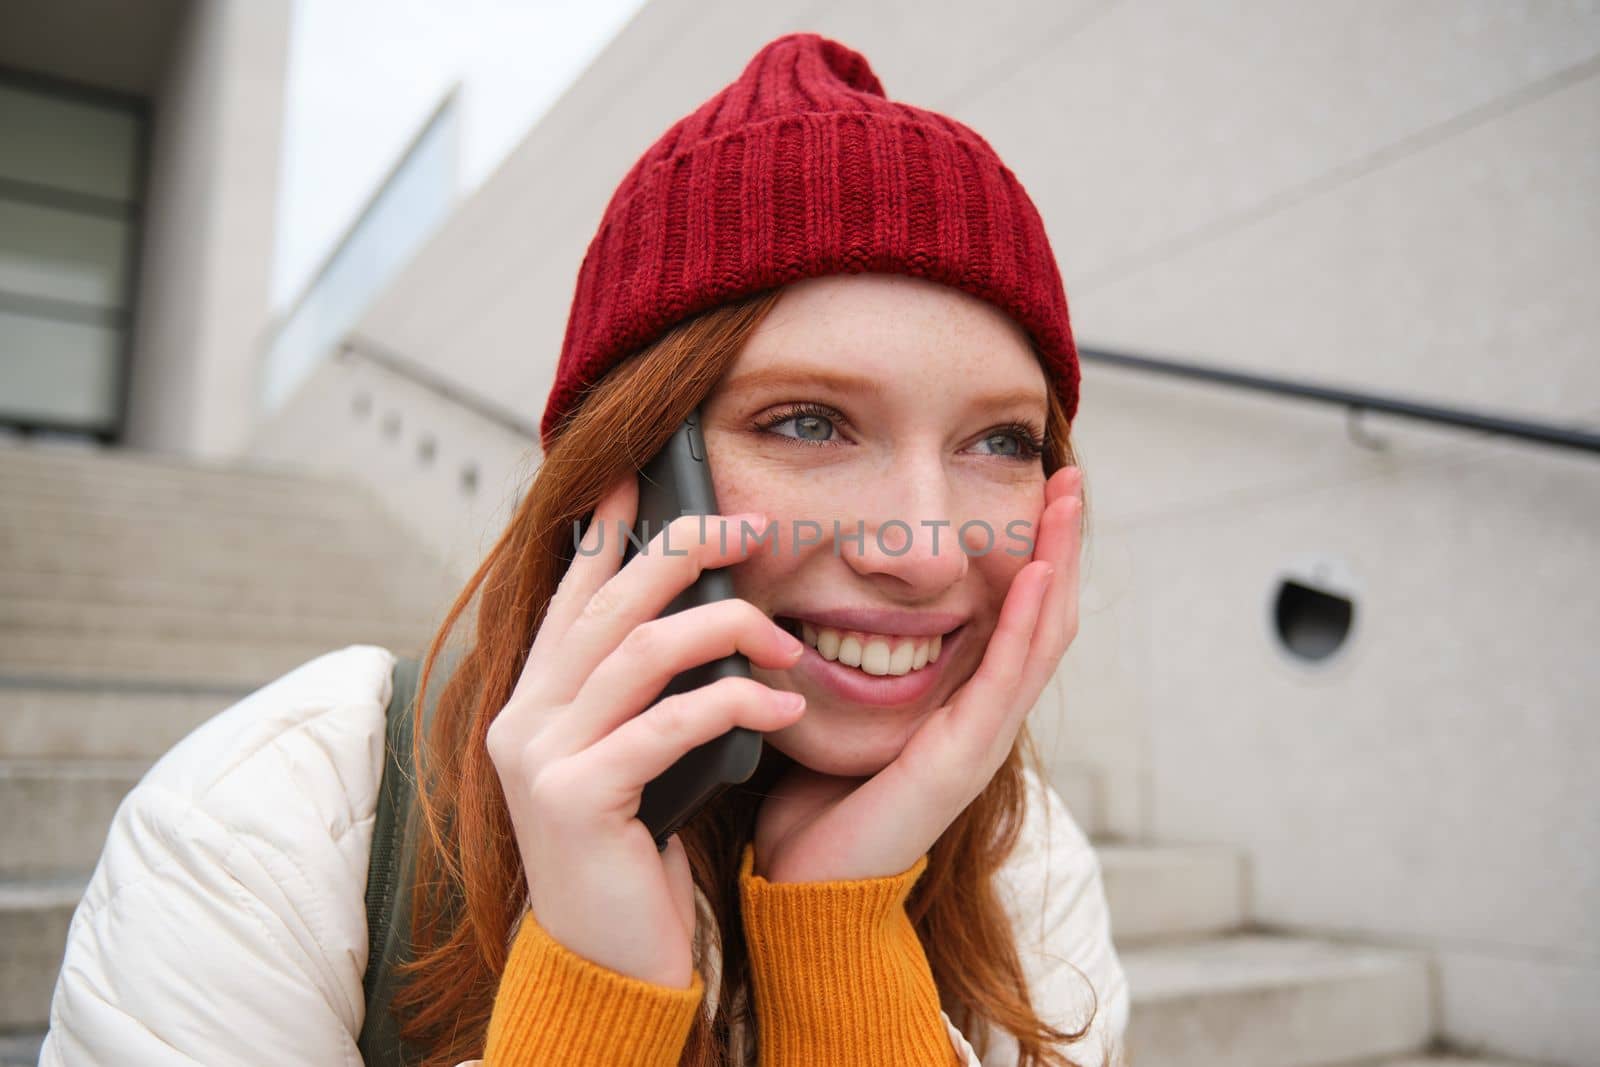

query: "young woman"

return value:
[42, 31, 1127, 1067]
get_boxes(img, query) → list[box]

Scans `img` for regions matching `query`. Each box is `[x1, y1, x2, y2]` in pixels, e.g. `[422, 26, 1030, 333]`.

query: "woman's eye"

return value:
[975, 432, 1021, 456]
[764, 412, 837, 443]
[971, 428, 1041, 458]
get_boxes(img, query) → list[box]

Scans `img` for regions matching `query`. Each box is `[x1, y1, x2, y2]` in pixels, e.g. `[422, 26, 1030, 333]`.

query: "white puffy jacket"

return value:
[39, 644, 1129, 1066]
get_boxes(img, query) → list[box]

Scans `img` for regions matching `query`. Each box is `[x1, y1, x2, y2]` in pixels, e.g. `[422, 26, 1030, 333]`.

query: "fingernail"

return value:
[772, 690, 806, 714]
[726, 513, 774, 549]
[775, 624, 804, 655]
[575, 514, 603, 554]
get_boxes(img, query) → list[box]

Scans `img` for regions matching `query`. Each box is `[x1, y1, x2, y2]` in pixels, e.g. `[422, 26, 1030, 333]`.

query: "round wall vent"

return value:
[1271, 556, 1358, 663]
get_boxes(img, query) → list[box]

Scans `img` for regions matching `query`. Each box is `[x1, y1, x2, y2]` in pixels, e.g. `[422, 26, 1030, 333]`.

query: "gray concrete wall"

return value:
[246, 3, 1600, 1061]
[124, 0, 290, 459]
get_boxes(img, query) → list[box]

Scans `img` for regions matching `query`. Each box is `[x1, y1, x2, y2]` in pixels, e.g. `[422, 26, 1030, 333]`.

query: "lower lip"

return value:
[788, 626, 964, 708]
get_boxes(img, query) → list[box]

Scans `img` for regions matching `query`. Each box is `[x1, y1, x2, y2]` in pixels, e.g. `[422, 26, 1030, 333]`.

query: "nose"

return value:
[838, 469, 970, 596]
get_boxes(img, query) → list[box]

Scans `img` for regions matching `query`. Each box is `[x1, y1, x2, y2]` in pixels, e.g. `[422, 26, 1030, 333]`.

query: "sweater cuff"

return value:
[483, 908, 704, 1066]
[738, 844, 958, 1066]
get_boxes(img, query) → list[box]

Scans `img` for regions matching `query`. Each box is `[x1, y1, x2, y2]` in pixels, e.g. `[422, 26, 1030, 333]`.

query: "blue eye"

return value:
[971, 427, 1043, 459]
[757, 403, 842, 445]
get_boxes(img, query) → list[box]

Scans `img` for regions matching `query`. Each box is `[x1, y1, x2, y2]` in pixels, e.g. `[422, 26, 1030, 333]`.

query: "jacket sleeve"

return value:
[37, 645, 397, 1067]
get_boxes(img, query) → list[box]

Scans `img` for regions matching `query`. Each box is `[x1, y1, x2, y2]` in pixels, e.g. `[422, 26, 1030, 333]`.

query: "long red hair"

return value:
[391, 285, 1101, 1066]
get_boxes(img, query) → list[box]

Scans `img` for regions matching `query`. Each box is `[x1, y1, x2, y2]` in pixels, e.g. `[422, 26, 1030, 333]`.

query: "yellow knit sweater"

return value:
[482, 844, 960, 1065]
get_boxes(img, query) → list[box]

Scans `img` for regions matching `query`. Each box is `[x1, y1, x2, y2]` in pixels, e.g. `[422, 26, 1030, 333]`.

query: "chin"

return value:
[763, 713, 918, 778]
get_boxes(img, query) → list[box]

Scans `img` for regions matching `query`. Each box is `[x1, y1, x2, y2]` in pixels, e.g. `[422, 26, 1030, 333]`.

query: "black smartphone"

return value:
[579, 408, 764, 850]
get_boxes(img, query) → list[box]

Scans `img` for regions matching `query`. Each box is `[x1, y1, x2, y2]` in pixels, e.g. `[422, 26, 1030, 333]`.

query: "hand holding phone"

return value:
[623, 409, 768, 848]
[487, 448, 804, 988]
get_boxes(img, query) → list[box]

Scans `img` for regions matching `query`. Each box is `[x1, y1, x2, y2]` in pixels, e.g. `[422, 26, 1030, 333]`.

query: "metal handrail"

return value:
[338, 334, 538, 440]
[1080, 346, 1600, 455]
[337, 333, 1600, 457]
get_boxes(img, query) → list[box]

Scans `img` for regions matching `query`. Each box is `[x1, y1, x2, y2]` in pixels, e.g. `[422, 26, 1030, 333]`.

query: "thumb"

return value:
[661, 835, 698, 946]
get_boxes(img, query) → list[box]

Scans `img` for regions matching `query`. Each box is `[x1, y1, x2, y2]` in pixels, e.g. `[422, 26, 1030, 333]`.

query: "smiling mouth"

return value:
[774, 615, 963, 678]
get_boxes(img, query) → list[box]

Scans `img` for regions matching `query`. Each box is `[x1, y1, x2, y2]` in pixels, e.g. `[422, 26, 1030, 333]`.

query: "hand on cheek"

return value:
[752, 466, 1084, 884]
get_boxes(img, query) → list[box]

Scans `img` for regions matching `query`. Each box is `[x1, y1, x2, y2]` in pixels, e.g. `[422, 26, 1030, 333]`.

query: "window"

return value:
[0, 72, 146, 438]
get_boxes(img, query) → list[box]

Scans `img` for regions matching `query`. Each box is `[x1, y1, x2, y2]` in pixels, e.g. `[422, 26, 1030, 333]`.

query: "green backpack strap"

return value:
[358, 653, 450, 1066]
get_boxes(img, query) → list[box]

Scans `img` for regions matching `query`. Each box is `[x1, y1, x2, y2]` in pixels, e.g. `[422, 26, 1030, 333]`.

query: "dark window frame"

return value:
[0, 63, 152, 443]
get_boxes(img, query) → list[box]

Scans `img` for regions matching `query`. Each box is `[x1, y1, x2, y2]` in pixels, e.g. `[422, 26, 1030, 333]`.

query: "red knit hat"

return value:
[540, 31, 1079, 449]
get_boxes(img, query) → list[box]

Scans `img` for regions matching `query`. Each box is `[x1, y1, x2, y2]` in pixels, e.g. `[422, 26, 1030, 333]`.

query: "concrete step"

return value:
[1098, 844, 1246, 945]
[0, 760, 144, 879]
[0, 681, 252, 760]
[0, 491, 369, 529]
[1123, 934, 1432, 1067]
[0, 1029, 46, 1067]
[0, 568, 453, 620]
[0, 520, 436, 574]
[0, 444, 464, 1040]
[0, 442, 366, 512]
[0, 555, 459, 611]
[0, 436, 319, 476]
[0, 479, 377, 524]
[0, 499, 445, 556]
[0, 480, 373, 529]
[1376, 1057, 1541, 1067]
[1, 527, 445, 581]
[0, 596, 442, 645]
[0, 631, 427, 689]
[0, 878, 80, 1030]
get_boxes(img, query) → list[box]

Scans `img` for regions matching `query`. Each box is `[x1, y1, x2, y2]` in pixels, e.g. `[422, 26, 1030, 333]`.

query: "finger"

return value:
[546, 598, 805, 755]
[941, 559, 1055, 763]
[517, 476, 637, 701]
[531, 512, 776, 706]
[565, 675, 806, 814]
[1015, 493, 1084, 704]
[1044, 463, 1082, 507]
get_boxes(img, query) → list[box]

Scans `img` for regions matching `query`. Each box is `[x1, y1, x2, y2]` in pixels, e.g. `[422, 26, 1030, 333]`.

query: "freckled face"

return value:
[698, 273, 1051, 778]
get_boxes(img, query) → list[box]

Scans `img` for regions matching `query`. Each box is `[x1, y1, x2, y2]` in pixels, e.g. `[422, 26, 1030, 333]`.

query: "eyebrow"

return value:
[724, 367, 1047, 413]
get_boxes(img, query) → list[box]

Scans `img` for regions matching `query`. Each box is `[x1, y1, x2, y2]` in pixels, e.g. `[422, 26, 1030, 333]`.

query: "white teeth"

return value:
[860, 639, 891, 676]
[837, 635, 863, 668]
[795, 621, 948, 677]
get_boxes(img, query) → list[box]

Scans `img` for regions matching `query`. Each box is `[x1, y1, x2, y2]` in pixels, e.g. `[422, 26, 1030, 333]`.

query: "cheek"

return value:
[707, 456, 764, 517]
[711, 452, 860, 520]
[707, 459, 792, 599]
[976, 549, 1029, 609]
[967, 486, 1043, 584]
[956, 495, 1041, 661]
[726, 548, 791, 609]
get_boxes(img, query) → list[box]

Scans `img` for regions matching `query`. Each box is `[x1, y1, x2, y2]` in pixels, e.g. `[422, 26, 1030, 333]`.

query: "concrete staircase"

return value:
[0, 442, 1529, 1066]
[1047, 776, 1436, 1066]
[0, 442, 458, 1059]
